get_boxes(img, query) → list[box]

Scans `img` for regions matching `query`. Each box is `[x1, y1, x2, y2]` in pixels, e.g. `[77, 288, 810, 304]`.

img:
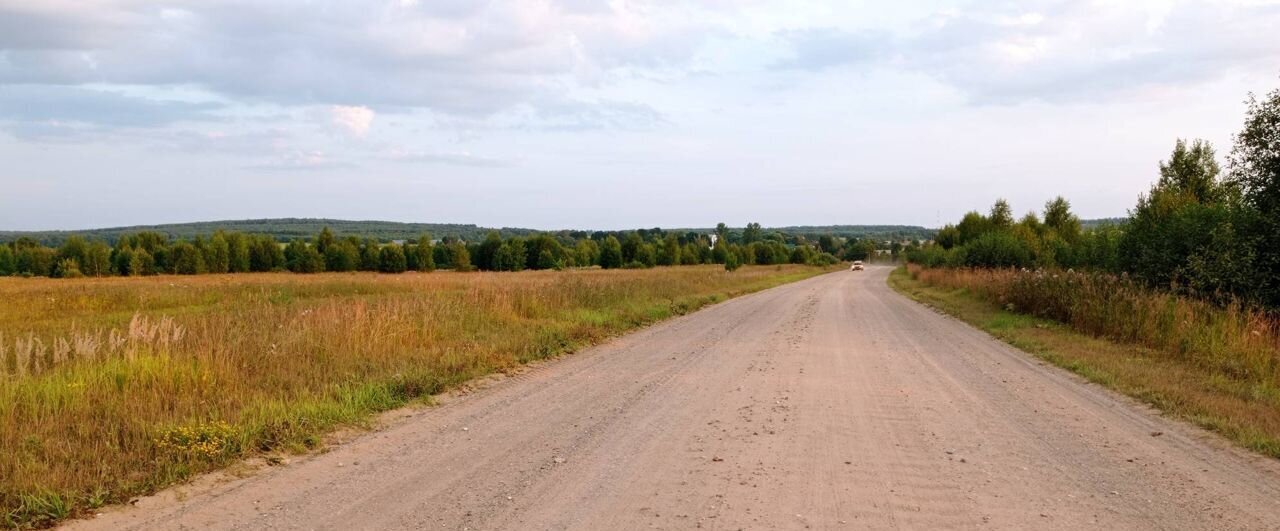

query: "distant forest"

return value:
[0, 219, 943, 278]
[0, 219, 938, 247]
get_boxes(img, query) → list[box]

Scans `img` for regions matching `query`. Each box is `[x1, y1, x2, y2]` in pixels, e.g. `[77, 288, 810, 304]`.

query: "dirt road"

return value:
[71, 266, 1280, 530]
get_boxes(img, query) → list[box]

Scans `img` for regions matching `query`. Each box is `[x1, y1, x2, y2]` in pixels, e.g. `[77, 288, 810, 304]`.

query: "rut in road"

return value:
[70, 266, 1280, 530]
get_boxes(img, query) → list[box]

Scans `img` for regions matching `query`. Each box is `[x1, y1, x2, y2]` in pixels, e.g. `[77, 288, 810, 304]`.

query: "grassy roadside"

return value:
[888, 266, 1280, 459]
[0, 265, 833, 528]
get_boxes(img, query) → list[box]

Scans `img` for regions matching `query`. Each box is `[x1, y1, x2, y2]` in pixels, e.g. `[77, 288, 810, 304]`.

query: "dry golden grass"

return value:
[907, 265, 1280, 384]
[891, 265, 1280, 460]
[0, 265, 829, 528]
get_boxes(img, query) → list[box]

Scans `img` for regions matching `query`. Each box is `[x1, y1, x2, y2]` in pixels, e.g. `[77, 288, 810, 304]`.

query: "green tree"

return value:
[206, 233, 231, 274]
[1042, 197, 1081, 243]
[525, 235, 564, 270]
[16, 245, 56, 276]
[955, 212, 991, 245]
[635, 243, 656, 268]
[325, 240, 361, 272]
[0, 244, 17, 275]
[990, 199, 1014, 228]
[681, 242, 703, 265]
[57, 236, 89, 268]
[710, 237, 728, 264]
[227, 232, 251, 273]
[82, 241, 112, 276]
[284, 240, 324, 273]
[379, 244, 408, 273]
[506, 238, 527, 271]
[249, 236, 284, 272]
[715, 223, 729, 243]
[724, 249, 741, 271]
[129, 248, 156, 276]
[742, 222, 763, 244]
[656, 234, 681, 266]
[817, 235, 838, 254]
[599, 236, 623, 269]
[359, 239, 381, 271]
[315, 227, 337, 255]
[537, 248, 559, 270]
[574, 239, 600, 267]
[1120, 140, 1236, 292]
[1228, 86, 1280, 306]
[170, 241, 207, 275]
[410, 235, 435, 272]
[493, 243, 517, 271]
[934, 225, 960, 250]
[476, 231, 503, 271]
[1161, 139, 1223, 203]
[55, 258, 83, 278]
[448, 242, 473, 271]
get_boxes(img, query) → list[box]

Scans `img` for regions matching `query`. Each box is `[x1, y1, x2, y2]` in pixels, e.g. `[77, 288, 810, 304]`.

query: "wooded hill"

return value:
[1, 218, 938, 246]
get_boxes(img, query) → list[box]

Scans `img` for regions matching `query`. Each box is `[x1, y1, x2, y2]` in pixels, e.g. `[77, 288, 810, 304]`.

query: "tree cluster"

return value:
[0, 223, 845, 278]
[908, 84, 1280, 307]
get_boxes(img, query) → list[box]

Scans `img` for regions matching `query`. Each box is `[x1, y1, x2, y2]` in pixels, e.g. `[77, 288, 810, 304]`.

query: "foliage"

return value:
[1228, 87, 1280, 307]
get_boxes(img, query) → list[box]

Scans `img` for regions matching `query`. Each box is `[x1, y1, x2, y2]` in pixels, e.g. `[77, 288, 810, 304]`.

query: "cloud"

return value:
[0, 0, 715, 120]
[773, 28, 885, 71]
[330, 105, 375, 137]
[244, 149, 352, 171]
[768, 1, 1280, 104]
[382, 148, 509, 167]
[0, 84, 221, 139]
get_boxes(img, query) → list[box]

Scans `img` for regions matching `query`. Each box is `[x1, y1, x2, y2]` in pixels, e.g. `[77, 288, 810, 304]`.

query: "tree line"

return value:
[907, 83, 1280, 308]
[0, 223, 884, 278]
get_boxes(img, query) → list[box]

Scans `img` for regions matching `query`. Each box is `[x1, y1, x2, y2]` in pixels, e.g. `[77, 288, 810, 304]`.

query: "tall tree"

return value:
[989, 199, 1014, 228]
[1228, 87, 1280, 306]
[1042, 197, 1081, 243]
[1161, 139, 1223, 203]
[742, 222, 763, 244]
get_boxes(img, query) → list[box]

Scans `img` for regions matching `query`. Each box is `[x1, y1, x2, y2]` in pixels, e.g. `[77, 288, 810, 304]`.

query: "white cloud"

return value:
[330, 105, 375, 137]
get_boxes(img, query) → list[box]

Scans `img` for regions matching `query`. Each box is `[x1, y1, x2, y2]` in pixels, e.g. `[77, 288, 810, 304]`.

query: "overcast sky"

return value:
[2, 0, 1278, 231]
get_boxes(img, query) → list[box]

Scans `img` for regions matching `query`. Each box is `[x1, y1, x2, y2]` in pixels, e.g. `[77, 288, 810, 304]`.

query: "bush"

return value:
[956, 231, 1034, 269]
[379, 244, 408, 273]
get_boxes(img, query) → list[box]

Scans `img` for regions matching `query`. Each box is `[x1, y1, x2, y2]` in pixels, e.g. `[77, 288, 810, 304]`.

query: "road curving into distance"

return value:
[69, 265, 1280, 530]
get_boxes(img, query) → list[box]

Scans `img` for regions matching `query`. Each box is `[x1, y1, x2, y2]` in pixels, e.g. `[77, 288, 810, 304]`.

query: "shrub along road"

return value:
[70, 266, 1280, 530]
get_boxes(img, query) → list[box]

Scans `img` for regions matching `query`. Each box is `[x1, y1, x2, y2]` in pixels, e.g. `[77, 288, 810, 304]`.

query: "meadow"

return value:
[0, 265, 829, 528]
[893, 264, 1280, 457]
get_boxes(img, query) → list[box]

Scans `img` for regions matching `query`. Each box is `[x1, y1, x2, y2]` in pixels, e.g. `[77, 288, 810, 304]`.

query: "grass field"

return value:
[0, 265, 830, 528]
[889, 265, 1280, 460]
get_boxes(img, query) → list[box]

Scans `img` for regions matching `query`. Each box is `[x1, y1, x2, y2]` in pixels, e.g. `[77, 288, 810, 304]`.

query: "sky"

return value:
[2, 0, 1279, 231]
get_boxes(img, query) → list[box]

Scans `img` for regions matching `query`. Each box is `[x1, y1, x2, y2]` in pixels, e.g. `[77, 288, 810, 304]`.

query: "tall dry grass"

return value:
[906, 264, 1280, 386]
[0, 265, 827, 528]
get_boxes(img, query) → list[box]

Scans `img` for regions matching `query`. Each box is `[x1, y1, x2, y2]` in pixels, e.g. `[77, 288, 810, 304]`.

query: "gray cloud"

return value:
[0, 0, 712, 122]
[0, 84, 223, 141]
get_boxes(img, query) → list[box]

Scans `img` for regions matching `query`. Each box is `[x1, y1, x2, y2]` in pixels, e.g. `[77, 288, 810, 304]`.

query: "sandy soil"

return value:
[67, 266, 1280, 530]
